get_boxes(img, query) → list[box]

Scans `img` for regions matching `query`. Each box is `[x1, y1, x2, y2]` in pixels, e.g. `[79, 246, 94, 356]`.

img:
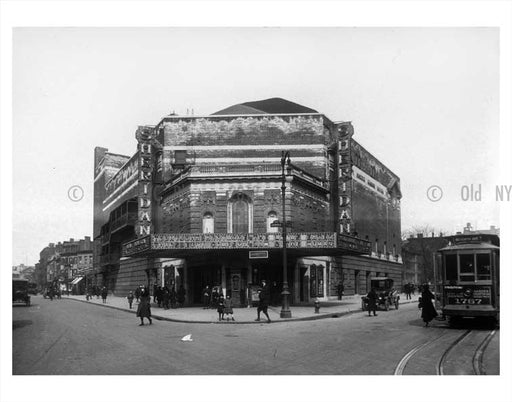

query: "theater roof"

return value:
[211, 97, 319, 115]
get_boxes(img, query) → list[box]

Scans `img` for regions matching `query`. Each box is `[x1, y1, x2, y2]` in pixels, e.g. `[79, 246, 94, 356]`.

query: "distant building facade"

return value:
[93, 98, 403, 304]
[35, 237, 93, 294]
[460, 222, 500, 236]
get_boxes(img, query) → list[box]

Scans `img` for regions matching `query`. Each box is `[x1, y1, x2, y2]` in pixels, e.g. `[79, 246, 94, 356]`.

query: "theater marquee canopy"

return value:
[122, 232, 371, 258]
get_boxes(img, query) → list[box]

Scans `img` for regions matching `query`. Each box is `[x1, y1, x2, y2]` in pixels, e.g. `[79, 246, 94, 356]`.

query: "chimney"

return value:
[417, 233, 423, 238]
[431, 232, 435, 238]
[85, 236, 91, 242]
[439, 232, 443, 237]
[490, 225, 496, 230]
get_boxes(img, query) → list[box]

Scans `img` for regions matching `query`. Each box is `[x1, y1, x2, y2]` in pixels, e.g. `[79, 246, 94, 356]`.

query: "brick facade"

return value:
[93, 98, 403, 303]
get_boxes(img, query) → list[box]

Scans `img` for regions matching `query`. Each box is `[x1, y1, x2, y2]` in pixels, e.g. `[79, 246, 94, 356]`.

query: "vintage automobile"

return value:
[13, 278, 31, 306]
[361, 277, 400, 311]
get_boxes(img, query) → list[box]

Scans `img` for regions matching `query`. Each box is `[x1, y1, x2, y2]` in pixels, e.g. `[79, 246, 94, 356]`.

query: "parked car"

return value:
[361, 277, 400, 311]
[13, 278, 31, 306]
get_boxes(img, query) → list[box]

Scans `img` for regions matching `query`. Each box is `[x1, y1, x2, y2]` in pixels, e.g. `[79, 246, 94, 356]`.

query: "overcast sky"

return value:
[12, 27, 500, 265]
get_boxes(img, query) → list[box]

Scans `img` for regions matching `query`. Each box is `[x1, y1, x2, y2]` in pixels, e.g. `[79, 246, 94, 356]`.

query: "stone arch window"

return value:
[227, 193, 253, 234]
[267, 211, 278, 233]
[202, 212, 214, 234]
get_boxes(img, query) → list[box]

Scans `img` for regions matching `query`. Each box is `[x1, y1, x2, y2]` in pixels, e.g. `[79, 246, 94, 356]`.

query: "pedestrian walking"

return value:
[136, 286, 152, 326]
[337, 282, 344, 301]
[366, 287, 378, 316]
[127, 291, 134, 309]
[420, 284, 438, 327]
[101, 286, 108, 304]
[217, 293, 225, 321]
[255, 280, 271, 323]
[134, 286, 141, 302]
[224, 295, 234, 321]
[202, 285, 211, 309]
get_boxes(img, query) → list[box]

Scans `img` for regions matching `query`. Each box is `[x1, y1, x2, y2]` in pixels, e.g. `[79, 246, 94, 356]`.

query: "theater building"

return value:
[93, 98, 403, 305]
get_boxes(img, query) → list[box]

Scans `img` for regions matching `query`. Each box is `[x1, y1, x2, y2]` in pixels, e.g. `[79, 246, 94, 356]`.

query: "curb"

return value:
[65, 296, 418, 325]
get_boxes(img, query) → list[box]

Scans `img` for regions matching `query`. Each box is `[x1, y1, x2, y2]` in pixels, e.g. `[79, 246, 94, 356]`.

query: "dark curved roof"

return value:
[212, 97, 319, 115]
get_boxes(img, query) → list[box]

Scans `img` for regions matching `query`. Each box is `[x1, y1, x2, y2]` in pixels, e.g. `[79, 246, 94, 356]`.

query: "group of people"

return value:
[127, 284, 186, 326]
[86, 286, 108, 303]
[403, 282, 418, 300]
[201, 285, 235, 321]
[365, 283, 438, 326]
[147, 284, 186, 310]
[44, 286, 61, 300]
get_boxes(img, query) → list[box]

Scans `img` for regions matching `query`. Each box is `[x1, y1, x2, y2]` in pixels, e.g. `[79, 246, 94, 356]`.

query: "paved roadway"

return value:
[12, 295, 499, 375]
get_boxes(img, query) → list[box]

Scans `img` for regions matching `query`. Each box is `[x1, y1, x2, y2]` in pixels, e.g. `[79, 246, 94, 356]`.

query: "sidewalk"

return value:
[64, 292, 420, 324]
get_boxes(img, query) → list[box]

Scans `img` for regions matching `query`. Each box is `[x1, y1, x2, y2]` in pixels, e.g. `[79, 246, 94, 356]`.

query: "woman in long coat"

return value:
[136, 287, 152, 326]
[421, 284, 438, 327]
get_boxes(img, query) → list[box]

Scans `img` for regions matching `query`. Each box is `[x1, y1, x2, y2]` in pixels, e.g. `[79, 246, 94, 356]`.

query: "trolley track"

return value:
[472, 329, 497, 375]
[394, 328, 497, 375]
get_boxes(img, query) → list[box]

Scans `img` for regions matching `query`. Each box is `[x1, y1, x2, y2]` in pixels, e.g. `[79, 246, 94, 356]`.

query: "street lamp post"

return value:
[280, 151, 292, 319]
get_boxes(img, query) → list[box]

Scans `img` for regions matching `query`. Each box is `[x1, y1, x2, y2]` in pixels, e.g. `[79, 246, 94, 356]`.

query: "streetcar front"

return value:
[437, 234, 499, 326]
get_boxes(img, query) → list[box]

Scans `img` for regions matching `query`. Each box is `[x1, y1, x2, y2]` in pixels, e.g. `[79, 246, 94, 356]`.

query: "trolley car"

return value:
[436, 234, 499, 326]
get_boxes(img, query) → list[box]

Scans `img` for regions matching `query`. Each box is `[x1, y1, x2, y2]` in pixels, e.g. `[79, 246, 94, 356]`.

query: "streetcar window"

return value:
[445, 254, 458, 282]
[459, 254, 475, 282]
[476, 254, 491, 280]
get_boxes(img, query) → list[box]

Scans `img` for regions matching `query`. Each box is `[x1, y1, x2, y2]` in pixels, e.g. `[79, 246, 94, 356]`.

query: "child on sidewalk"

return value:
[224, 295, 234, 321]
[127, 291, 134, 309]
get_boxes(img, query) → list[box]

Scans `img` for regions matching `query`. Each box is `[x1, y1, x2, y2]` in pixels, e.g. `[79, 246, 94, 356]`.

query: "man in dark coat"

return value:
[255, 280, 271, 323]
[337, 282, 345, 300]
[366, 287, 378, 316]
[101, 286, 108, 304]
[136, 286, 152, 326]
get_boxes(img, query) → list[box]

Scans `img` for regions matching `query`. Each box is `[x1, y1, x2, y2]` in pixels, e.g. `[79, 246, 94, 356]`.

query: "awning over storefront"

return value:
[122, 232, 371, 258]
[70, 276, 84, 286]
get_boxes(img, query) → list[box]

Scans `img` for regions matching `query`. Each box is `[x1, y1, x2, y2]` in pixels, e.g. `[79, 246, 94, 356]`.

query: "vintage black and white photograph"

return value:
[2, 2, 511, 402]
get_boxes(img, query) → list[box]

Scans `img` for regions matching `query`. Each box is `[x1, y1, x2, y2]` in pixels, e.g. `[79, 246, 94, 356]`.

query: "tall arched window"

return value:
[267, 211, 278, 233]
[202, 213, 214, 233]
[228, 193, 253, 233]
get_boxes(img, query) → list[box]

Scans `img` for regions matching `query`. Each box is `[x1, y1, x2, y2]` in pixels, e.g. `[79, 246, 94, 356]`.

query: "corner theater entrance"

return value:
[122, 232, 371, 306]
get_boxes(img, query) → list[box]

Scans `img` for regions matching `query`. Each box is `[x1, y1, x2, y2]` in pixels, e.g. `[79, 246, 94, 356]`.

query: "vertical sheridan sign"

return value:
[135, 126, 154, 237]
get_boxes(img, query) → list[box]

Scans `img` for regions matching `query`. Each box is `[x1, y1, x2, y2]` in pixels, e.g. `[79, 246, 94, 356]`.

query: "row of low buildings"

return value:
[34, 237, 93, 294]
